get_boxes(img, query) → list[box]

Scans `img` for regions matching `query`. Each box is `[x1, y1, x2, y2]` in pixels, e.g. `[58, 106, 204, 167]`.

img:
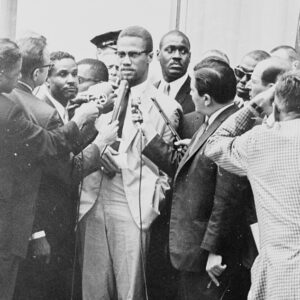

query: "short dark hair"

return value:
[275, 70, 300, 113]
[270, 45, 300, 63]
[0, 38, 21, 72]
[48, 51, 75, 76]
[261, 58, 291, 85]
[17, 37, 47, 78]
[194, 58, 236, 104]
[159, 30, 190, 50]
[77, 58, 108, 82]
[118, 26, 153, 52]
[244, 50, 270, 62]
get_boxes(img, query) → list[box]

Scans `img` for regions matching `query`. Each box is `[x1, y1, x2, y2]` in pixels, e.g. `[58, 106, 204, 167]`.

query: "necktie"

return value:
[163, 83, 170, 96]
[187, 119, 208, 156]
[110, 89, 130, 151]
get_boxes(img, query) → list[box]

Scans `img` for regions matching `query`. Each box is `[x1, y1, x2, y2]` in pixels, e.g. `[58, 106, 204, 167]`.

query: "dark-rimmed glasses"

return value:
[116, 50, 149, 60]
[234, 66, 252, 81]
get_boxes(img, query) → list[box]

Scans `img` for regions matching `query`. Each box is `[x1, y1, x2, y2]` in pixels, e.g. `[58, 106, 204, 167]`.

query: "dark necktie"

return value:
[110, 89, 130, 151]
[186, 119, 208, 156]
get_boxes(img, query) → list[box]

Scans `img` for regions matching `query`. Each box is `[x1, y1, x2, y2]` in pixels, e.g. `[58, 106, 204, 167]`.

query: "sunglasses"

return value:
[234, 66, 252, 81]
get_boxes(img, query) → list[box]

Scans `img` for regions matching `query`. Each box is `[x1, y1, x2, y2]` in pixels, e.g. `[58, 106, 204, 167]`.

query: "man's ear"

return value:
[292, 60, 300, 70]
[203, 93, 212, 107]
[147, 52, 153, 64]
[156, 49, 161, 61]
[32, 68, 39, 82]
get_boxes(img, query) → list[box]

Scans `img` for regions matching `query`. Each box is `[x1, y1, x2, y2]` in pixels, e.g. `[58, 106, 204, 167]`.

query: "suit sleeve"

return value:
[142, 107, 182, 177]
[3, 101, 82, 167]
[204, 106, 259, 176]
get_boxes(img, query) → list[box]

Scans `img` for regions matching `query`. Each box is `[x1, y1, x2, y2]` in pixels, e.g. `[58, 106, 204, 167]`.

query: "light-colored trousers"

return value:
[0, 252, 21, 300]
[81, 176, 149, 300]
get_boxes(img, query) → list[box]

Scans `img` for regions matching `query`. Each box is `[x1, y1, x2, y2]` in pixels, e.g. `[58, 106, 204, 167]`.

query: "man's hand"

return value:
[234, 97, 245, 108]
[30, 236, 51, 264]
[250, 85, 276, 116]
[99, 145, 120, 176]
[94, 121, 119, 147]
[206, 253, 226, 287]
[174, 139, 191, 148]
[97, 91, 116, 114]
[72, 101, 100, 128]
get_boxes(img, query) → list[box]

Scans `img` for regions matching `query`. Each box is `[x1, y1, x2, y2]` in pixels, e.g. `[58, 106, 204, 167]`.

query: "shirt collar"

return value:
[160, 73, 188, 98]
[18, 81, 33, 93]
[207, 102, 234, 127]
[45, 89, 69, 124]
[130, 79, 149, 99]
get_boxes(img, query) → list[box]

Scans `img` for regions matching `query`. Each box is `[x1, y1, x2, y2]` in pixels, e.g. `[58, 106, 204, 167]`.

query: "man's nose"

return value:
[245, 79, 251, 90]
[122, 54, 132, 65]
[66, 73, 76, 84]
[172, 49, 181, 59]
[240, 74, 249, 84]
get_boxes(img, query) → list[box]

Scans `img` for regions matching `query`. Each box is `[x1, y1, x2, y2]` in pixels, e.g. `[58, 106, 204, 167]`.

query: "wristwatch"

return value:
[250, 102, 264, 115]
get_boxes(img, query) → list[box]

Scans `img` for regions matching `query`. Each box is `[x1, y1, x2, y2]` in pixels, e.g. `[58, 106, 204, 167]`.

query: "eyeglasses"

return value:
[39, 63, 54, 70]
[78, 76, 101, 84]
[234, 66, 252, 81]
[116, 50, 149, 60]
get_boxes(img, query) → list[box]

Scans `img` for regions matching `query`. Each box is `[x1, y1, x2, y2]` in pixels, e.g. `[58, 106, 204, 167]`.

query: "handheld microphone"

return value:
[88, 81, 114, 105]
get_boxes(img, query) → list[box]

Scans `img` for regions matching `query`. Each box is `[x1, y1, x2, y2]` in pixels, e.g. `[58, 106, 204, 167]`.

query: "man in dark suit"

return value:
[148, 30, 204, 300]
[10, 46, 116, 300]
[137, 59, 255, 299]
[0, 39, 101, 300]
[155, 30, 204, 138]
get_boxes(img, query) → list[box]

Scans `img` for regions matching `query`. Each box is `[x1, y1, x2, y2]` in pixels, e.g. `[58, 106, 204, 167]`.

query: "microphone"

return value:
[131, 97, 143, 128]
[87, 81, 114, 105]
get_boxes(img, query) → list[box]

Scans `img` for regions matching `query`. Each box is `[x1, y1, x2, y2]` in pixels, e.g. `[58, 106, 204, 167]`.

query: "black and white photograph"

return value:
[0, 0, 300, 299]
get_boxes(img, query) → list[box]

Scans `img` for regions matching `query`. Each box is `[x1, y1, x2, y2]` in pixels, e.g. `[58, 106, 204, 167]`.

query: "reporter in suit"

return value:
[80, 26, 181, 300]
[0, 39, 100, 300]
[140, 59, 254, 299]
[9, 37, 117, 300]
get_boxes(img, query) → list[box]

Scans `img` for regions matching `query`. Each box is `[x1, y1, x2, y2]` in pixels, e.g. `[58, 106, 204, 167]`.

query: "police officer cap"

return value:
[90, 30, 121, 50]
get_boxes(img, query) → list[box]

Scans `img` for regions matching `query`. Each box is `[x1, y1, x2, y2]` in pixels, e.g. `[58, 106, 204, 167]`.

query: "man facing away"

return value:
[138, 58, 255, 299]
[80, 25, 182, 300]
[0, 38, 100, 300]
[204, 70, 300, 300]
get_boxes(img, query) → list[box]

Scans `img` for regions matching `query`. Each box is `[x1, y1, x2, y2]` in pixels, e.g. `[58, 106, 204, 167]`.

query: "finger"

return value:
[45, 254, 51, 264]
[107, 146, 119, 156]
[207, 271, 220, 287]
[100, 156, 119, 173]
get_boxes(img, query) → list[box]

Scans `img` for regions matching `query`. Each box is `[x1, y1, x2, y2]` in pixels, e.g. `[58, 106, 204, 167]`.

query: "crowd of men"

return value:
[0, 24, 299, 300]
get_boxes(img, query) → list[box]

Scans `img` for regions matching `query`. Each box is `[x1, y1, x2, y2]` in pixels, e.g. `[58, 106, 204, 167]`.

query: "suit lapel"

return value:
[175, 76, 191, 106]
[153, 80, 161, 89]
[175, 104, 238, 179]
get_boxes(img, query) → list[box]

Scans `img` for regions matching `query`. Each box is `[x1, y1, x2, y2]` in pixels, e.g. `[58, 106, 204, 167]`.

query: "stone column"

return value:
[0, 0, 18, 39]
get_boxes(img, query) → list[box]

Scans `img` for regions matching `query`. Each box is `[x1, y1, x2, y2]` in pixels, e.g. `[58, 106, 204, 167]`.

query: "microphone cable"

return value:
[137, 126, 149, 300]
[70, 150, 84, 300]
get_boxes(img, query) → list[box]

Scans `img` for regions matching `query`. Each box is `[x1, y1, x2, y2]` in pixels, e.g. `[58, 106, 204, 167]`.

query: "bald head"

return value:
[157, 30, 191, 82]
[236, 50, 270, 100]
[270, 45, 300, 69]
[248, 57, 291, 99]
[159, 30, 190, 50]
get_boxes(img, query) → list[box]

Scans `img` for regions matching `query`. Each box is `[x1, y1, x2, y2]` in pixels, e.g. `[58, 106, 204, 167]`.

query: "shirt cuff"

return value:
[31, 231, 46, 240]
